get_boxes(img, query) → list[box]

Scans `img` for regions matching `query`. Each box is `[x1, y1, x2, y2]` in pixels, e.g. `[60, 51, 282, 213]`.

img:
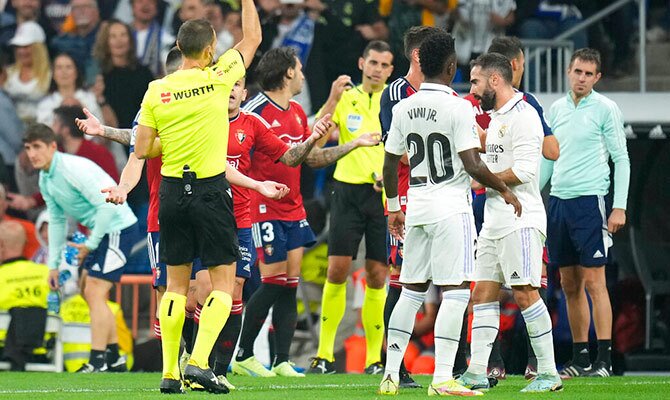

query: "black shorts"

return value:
[159, 173, 239, 267]
[328, 180, 387, 264]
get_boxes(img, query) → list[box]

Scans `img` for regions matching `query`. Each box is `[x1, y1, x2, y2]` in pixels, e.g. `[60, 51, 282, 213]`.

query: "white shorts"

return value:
[475, 228, 544, 287]
[400, 213, 476, 286]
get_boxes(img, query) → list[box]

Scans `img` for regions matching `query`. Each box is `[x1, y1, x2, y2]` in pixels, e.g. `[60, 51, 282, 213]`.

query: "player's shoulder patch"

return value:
[388, 77, 410, 102]
[242, 93, 269, 114]
[242, 109, 272, 128]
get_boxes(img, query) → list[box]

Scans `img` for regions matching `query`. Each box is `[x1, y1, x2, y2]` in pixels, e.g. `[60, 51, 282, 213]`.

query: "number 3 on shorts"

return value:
[261, 222, 275, 242]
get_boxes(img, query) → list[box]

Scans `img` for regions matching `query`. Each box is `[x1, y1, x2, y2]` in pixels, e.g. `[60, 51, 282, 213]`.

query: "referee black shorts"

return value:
[159, 172, 239, 267]
[328, 180, 387, 264]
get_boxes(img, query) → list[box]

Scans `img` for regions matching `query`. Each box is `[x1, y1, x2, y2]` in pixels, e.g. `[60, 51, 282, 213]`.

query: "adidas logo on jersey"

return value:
[271, 119, 281, 128]
[510, 271, 520, 280]
[593, 250, 604, 258]
[389, 343, 402, 352]
[91, 263, 101, 272]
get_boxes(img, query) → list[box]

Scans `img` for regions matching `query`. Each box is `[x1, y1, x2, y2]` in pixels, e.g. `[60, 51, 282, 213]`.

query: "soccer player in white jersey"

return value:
[379, 31, 521, 396]
[457, 53, 563, 393]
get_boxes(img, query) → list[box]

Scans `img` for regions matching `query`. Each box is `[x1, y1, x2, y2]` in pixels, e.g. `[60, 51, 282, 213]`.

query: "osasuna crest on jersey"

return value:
[236, 129, 246, 144]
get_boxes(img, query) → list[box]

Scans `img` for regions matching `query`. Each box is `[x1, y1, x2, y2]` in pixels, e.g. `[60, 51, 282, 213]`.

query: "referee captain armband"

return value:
[387, 196, 401, 212]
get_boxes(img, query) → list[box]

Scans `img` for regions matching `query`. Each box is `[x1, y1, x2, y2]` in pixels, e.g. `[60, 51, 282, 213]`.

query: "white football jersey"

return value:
[386, 83, 481, 226]
[481, 92, 546, 239]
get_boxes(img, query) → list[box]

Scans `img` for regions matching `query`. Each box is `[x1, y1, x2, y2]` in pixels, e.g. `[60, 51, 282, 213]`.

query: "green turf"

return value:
[0, 373, 668, 399]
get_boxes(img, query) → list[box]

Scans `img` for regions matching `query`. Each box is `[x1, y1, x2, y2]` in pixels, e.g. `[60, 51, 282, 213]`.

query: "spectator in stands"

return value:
[36, 53, 112, 127]
[0, 220, 49, 371]
[171, 0, 207, 35]
[386, 0, 451, 79]
[51, 0, 102, 86]
[516, 0, 587, 51]
[452, 0, 516, 78]
[0, 51, 24, 179]
[0, 0, 57, 52]
[32, 209, 49, 265]
[3, 21, 51, 123]
[205, 0, 235, 57]
[93, 19, 153, 128]
[131, 0, 174, 77]
[41, 0, 72, 35]
[51, 105, 120, 182]
[317, 0, 388, 84]
[0, 184, 40, 259]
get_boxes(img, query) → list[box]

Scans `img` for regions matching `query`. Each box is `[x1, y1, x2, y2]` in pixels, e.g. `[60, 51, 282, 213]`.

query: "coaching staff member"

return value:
[134, 0, 286, 394]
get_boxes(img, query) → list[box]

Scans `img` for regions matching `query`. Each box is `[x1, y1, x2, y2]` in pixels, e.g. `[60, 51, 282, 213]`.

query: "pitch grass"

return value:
[0, 373, 669, 399]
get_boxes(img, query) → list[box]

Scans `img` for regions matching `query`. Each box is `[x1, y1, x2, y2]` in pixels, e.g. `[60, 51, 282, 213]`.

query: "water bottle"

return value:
[47, 290, 60, 314]
[64, 231, 87, 266]
[58, 270, 72, 286]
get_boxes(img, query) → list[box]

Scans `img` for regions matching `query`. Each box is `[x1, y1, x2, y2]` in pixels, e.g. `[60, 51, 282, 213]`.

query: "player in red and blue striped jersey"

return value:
[233, 47, 380, 378]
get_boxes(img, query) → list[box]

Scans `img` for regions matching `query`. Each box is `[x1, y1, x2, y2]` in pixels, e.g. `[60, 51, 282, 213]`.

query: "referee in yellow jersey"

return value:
[310, 40, 394, 374]
[134, 1, 288, 393]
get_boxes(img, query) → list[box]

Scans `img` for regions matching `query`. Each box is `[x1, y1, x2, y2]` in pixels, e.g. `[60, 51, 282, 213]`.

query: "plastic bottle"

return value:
[47, 290, 60, 313]
[64, 231, 86, 266]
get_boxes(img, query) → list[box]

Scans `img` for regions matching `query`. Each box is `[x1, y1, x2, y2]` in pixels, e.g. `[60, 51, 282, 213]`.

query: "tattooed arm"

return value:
[304, 132, 380, 169]
[75, 107, 132, 145]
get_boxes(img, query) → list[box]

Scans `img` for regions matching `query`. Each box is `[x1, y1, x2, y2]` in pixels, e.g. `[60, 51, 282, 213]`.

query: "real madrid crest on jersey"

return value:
[498, 124, 508, 138]
[236, 129, 246, 144]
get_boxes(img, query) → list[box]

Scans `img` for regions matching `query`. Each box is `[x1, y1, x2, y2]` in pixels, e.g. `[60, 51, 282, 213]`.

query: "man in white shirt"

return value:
[457, 52, 562, 393]
[379, 30, 520, 396]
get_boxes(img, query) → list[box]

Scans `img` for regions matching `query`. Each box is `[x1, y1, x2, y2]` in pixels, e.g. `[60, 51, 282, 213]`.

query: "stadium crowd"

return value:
[0, 0, 663, 395]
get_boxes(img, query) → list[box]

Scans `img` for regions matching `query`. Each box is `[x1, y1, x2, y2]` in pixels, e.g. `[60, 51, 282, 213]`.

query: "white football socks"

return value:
[468, 301, 500, 376]
[433, 289, 470, 384]
[521, 299, 558, 375]
[383, 288, 426, 382]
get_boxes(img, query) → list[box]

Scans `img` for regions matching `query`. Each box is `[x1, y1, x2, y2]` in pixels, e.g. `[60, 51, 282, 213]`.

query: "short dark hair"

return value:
[570, 48, 601, 73]
[418, 30, 455, 79]
[177, 19, 215, 58]
[23, 123, 57, 145]
[53, 106, 87, 138]
[165, 46, 182, 74]
[403, 26, 441, 61]
[470, 52, 513, 83]
[362, 40, 392, 58]
[487, 36, 523, 62]
[256, 47, 298, 91]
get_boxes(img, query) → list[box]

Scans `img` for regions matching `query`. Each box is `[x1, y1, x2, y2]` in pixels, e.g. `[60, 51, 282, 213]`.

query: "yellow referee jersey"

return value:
[139, 49, 246, 178]
[324, 84, 386, 185]
[0, 258, 49, 310]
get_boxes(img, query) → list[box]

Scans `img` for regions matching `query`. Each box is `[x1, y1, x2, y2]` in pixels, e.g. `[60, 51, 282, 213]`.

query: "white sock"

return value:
[384, 287, 426, 382]
[521, 299, 558, 375]
[433, 289, 470, 384]
[468, 301, 500, 376]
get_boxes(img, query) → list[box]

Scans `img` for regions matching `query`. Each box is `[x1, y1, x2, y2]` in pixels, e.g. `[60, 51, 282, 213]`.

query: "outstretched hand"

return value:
[101, 185, 128, 204]
[75, 108, 104, 137]
[355, 132, 381, 147]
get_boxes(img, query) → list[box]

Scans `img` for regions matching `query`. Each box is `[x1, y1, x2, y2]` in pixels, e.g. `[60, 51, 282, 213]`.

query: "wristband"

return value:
[387, 196, 401, 212]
